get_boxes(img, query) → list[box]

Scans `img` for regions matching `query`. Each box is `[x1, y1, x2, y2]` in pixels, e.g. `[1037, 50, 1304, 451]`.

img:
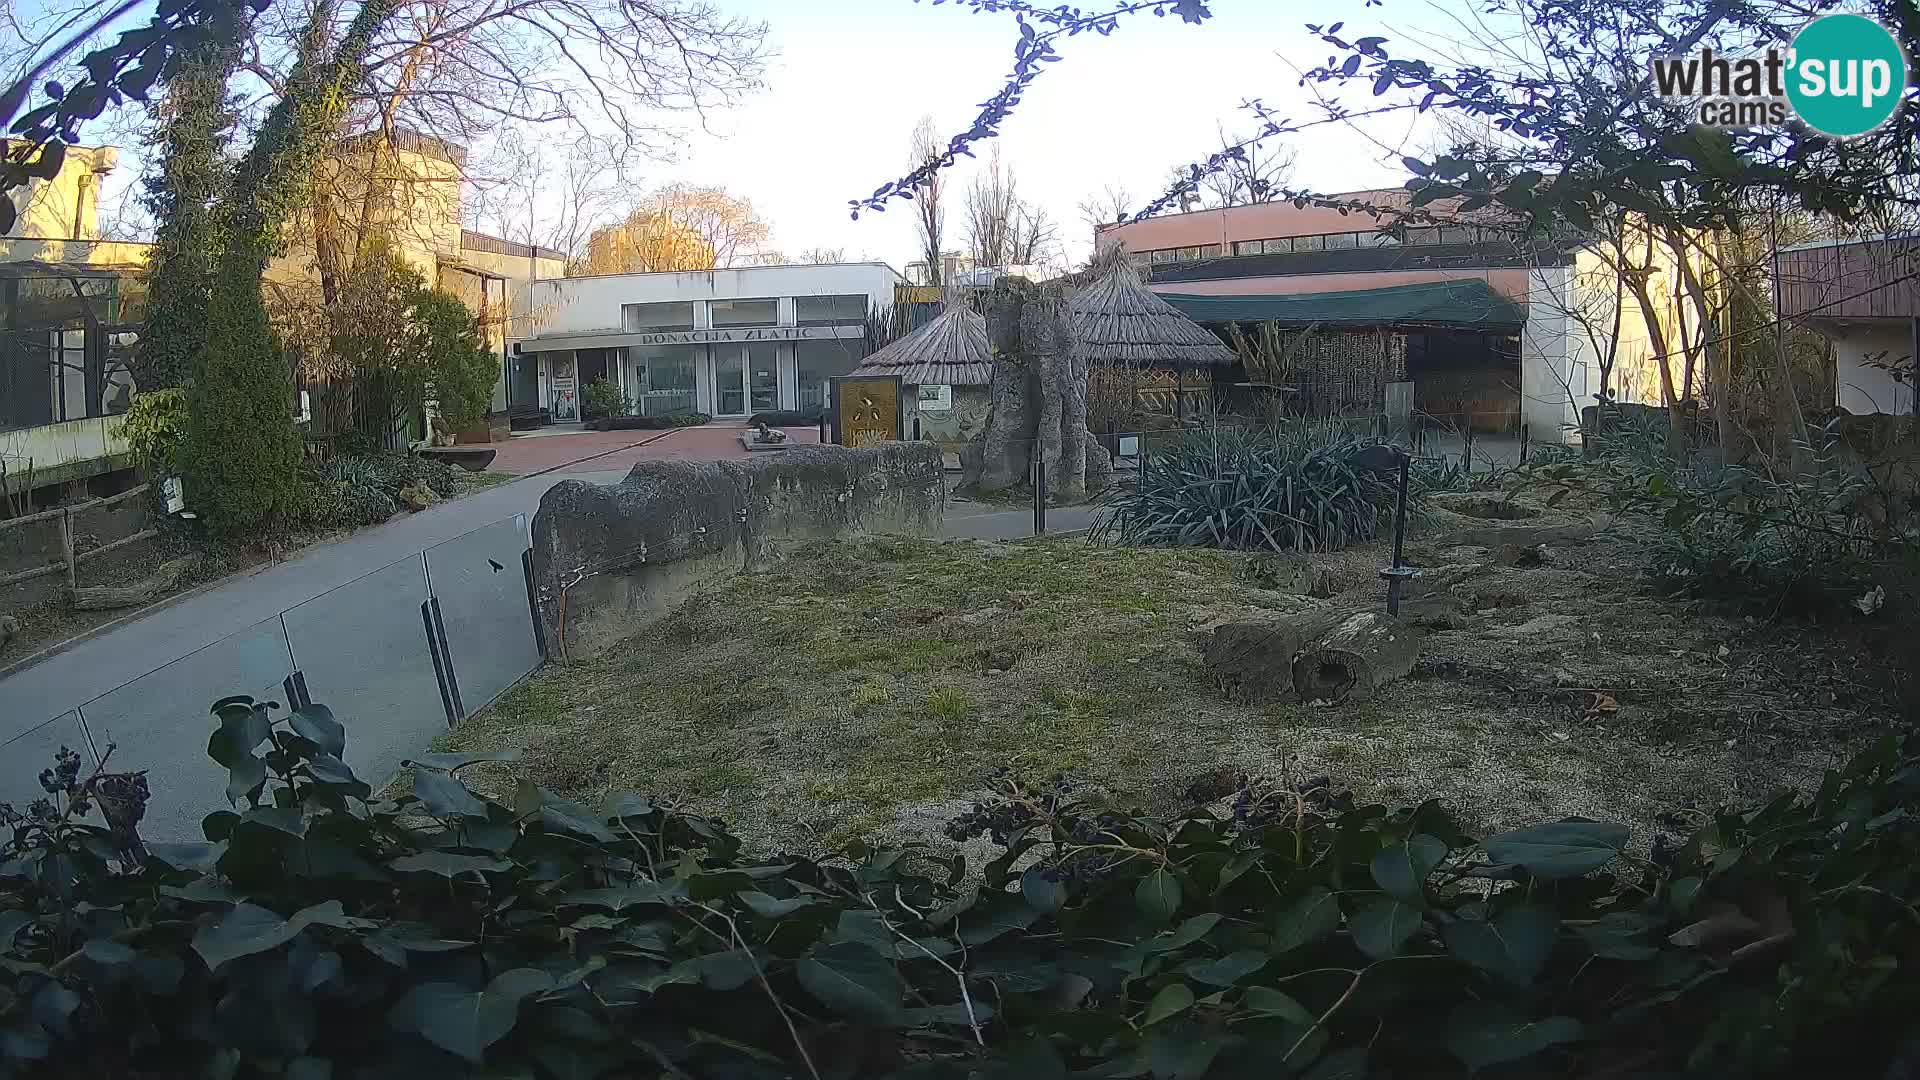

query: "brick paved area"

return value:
[488, 423, 824, 476]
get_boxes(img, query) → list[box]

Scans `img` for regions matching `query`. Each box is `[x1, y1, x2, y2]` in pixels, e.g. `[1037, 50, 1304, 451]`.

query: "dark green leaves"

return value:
[1144, 982, 1194, 1025]
[192, 901, 375, 971]
[1183, 949, 1268, 987]
[1136, 868, 1182, 923]
[1350, 899, 1422, 959]
[1021, 866, 1067, 912]
[797, 941, 906, 1025]
[410, 770, 489, 819]
[387, 851, 508, 878]
[1370, 834, 1446, 903]
[388, 968, 554, 1063]
[1442, 906, 1558, 985]
[288, 705, 344, 758]
[1271, 888, 1340, 953]
[1446, 1001, 1584, 1070]
[1484, 821, 1630, 879]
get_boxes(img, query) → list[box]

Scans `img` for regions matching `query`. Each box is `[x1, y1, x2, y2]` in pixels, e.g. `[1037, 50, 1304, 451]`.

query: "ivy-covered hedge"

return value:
[1, 698, 1917, 1077]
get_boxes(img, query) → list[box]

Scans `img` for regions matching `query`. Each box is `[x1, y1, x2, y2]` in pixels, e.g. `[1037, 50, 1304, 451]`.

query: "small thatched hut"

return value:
[1067, 255, 1235, 424]
[847, 301, 993, 446]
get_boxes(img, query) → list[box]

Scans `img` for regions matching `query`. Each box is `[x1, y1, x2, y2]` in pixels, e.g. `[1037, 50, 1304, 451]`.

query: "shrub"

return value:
[114, 388, 189, 475]
[183, 263, 305, 535]
[585, 412, 711, 431]
[1516, 421, 1900, 619]
[5, 697, 1920, 1076]
[293, 452, 457, 530]
[1094, 424, 1464, 552]
[580, 377, 630, 422]
[414, 289, 501, 433]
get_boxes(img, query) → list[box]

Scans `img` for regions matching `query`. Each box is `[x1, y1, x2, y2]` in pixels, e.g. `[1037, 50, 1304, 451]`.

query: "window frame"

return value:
[622, 301, 696, 332]
[793, 294, 868, 327]
[707, 297, 780, 328]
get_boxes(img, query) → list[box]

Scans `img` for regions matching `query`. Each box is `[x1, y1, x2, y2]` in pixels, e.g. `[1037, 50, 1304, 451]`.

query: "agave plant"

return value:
[1092, 423, 1462, 553]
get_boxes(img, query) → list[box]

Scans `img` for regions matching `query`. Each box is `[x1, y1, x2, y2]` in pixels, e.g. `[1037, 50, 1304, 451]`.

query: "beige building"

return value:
[2, 131, 564, 500]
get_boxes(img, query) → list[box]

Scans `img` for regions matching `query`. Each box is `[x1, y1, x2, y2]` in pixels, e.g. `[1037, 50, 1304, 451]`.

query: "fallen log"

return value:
[1205, 608, 1356, 703]
[68, 555, 197, 611]
[1291, 611, 1424, 705]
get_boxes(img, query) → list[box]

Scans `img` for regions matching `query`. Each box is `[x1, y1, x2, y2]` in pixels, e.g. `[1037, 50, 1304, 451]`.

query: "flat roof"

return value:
[536, 261, 907, 285]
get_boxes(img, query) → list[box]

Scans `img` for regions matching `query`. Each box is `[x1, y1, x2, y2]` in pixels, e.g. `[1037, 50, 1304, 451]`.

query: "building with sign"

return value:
[511, 263, 906, 422]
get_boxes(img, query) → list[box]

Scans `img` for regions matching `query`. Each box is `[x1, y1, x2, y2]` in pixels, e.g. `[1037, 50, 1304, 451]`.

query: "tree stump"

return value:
[1290, 611, 1424, 704]
[962, 277, 1113, 502]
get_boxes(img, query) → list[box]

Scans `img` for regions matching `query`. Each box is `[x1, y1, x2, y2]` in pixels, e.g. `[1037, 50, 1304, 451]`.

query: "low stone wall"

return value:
[531, 442, 945, 655]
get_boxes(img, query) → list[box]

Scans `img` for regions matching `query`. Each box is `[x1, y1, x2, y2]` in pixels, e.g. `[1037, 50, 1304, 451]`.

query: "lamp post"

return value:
[1354, 444, 1418, 615]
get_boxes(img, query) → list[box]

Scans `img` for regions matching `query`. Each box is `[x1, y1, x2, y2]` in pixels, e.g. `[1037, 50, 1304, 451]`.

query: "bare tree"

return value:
[909, 115, 945, 286]
[964, 145, 1057, 269]
[796, 247, 846, 264]
[1198, 124, 1294, 208]
[1078, 183, 1133, 250]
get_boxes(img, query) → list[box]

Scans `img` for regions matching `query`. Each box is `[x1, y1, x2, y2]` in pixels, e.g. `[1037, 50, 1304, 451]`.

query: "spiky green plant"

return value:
[1093, 424, 1463, 552]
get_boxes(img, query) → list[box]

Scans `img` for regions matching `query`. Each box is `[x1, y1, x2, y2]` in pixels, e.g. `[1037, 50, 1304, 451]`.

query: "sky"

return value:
[631, 0, 1452, 270]
[20, 0, 1474, 264]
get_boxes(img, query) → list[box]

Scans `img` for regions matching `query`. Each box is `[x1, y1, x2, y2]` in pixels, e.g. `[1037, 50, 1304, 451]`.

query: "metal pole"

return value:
[1380, 452, 1414, 616]
[1464, 419, 1474, 474]
[1033, 442, 1047, 535]
[1520, 422, 1529, 465]
[913, 413, 922, 441]
[1175, 366, 1186, 425]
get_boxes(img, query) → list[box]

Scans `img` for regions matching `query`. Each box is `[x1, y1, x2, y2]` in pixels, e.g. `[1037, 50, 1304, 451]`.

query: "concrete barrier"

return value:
[530, 442, 945, 656]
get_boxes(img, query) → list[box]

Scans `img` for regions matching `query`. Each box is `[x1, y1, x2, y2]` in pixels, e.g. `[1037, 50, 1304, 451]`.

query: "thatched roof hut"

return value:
[849, 302, 992, 386]
[1068, 255, 1236, 371]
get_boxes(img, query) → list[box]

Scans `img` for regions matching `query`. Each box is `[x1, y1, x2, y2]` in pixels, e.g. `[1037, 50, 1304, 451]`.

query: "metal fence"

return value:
[0, 514, 543, 839]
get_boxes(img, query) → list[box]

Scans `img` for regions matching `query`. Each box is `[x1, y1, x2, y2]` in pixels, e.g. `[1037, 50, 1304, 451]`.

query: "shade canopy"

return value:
[1068, 261, 1237, 370]
[848, 302, 992, 386]
[1160, 279, 1527, 333]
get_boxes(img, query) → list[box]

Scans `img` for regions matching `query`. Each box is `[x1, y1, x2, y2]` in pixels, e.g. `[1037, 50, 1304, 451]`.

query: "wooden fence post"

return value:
[59, 509, 75, 590]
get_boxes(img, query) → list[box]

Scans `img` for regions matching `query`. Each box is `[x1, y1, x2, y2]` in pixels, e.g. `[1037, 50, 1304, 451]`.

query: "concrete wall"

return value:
[1, 144, 120, 242]
[0, 238, 149, 266]
[0, 416, 132, 492]
[520, 263, 905, 337]
[531, 442, 944, 655]
[1828, 321, 1915, 415]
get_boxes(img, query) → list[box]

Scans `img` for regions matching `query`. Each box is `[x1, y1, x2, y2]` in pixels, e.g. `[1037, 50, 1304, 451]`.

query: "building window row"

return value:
[1135, 224, 1505, 266]
[621, 294, 868, 333]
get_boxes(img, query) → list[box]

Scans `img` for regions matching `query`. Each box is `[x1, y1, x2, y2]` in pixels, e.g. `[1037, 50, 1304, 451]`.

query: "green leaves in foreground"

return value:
[4, 703, 1919, 1077]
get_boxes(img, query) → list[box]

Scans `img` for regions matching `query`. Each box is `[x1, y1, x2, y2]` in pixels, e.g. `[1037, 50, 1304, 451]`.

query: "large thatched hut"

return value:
[846, 301, 993, 446]
[1067, 256, 1235, 424]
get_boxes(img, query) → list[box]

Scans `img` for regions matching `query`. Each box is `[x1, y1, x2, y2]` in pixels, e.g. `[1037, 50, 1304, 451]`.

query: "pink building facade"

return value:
[1096, 189, 1602, 444]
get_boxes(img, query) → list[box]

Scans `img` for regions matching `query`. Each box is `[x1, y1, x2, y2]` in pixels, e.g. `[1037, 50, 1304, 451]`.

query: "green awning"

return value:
[1158, 279, 1526, 332]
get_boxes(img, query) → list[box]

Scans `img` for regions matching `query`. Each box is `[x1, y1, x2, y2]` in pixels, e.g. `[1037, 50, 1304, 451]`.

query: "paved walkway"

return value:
[0, 451, 1102, 741]
[490, 423, 823, 476]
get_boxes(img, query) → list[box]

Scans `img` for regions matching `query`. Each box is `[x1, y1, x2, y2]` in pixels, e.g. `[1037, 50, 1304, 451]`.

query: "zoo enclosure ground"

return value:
[445, 508, 1901, 856]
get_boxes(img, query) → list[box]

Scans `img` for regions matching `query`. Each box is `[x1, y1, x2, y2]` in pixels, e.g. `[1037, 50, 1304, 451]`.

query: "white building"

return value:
[512, 264, 906, 422]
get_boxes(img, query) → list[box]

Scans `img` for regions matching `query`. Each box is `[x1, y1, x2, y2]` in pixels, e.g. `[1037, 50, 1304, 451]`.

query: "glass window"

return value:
[626, 344, 697, 418]
[1405, 227, 1443, 246]
[713, 342, 780, 414]
[794, 294, 867, 326]
[1232, 240, 1260, 256]
[1266, 237, 1294, 254]
[1197, 244, 1221, 258]
[1177, 247, 1202, 262]
[1295, 234, 1325, 251]
[709, 298, 778, 327]
[1369, 231, 1401, 247]
[795, 339, 868, 413]
[1439, 225, 1478, 244]
[622, 301, 694, 331]
[1324, 232, 1359, 250]
[1149, 249, 1176, 264]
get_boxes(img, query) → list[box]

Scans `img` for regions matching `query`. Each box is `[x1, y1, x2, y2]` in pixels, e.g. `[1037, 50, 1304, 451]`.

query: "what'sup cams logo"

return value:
[1651, 13, 1910, 137]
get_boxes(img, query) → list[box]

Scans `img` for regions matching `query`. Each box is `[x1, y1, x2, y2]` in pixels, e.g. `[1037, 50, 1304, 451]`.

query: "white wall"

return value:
[1828, 321, 1915, 415]
[1519, 266, 1585, 444]
[518, 263, 904, 338]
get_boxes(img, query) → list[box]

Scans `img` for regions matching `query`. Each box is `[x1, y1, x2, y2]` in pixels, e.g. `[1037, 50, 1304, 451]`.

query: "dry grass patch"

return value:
[447, 529, 1900, 855]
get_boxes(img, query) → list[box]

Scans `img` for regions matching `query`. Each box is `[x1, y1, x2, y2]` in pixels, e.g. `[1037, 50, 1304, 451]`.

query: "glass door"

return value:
[549, 354, 579, 422]
[747, 343, 779, 413]
[713, 344, 746, 416]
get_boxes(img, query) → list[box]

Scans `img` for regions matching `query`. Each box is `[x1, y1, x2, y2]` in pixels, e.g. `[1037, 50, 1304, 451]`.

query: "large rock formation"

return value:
[961, 277, 1113, 503]
[531, 442, 944, 656]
